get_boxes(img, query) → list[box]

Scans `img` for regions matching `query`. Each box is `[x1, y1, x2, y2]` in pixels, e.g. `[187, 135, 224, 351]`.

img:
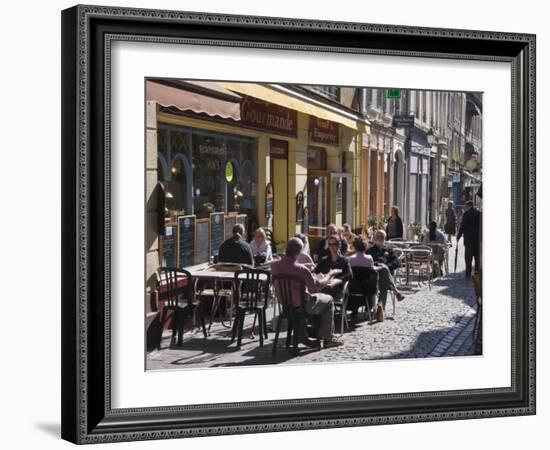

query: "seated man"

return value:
[271, 238, 343, 348]
[366, 230, 406, 311]
[218, 223, 254, 266]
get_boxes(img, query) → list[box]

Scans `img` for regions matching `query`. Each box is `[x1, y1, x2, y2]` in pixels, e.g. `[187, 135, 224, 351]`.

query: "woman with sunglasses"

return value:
[313, 235, 352, 301]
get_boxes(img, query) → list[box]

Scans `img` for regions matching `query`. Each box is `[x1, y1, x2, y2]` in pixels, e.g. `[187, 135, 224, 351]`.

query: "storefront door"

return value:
[307, 170, 329, 237]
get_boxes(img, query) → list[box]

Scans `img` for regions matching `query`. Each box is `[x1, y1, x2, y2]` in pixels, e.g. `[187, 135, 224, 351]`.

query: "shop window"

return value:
[158, 126, 258, 220]
[309, 85, 340, 102]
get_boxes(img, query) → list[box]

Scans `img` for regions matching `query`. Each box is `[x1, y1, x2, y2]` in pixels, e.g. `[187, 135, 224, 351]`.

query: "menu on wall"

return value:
[209, 212, 225, 259]
[162, 225, 177, 267]
[194, 218, 210, 265]
[225, 214, 237, 240]
[177, 215, 195, 268]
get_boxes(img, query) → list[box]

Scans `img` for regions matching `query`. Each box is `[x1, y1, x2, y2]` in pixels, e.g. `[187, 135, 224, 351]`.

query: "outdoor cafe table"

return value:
[186, 266, 240, 331]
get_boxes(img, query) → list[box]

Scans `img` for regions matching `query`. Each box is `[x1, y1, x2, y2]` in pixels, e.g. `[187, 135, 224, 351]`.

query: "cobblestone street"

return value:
[147, 241, 481, 371]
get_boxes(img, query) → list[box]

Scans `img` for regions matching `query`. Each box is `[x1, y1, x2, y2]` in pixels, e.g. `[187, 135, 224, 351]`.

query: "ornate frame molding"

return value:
[61, 5, 536, 444]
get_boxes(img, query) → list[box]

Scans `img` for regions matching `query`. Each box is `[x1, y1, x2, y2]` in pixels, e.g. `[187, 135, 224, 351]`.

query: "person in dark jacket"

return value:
[366, 230, 405, 310]
[218, 224, 254, 266]
[385, 206, 404, 240]
[316, 223, 349, 260]
[456, 200, 481, 278]
[444, 200, 457, 243]
[314, 235, 352, 301]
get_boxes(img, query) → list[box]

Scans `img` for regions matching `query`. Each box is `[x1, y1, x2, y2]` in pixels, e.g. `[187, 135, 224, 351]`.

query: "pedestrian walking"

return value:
[456, 200, 481, 278]
[444, 201, 457, 244]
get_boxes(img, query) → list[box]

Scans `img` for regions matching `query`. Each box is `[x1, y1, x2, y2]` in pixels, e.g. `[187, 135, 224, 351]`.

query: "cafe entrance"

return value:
[307, 147, 328, 237]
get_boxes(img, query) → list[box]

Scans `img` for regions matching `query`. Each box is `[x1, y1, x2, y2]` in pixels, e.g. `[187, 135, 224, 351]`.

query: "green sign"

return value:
[224, 161, 234, 182]
[387, 89, 401, 99]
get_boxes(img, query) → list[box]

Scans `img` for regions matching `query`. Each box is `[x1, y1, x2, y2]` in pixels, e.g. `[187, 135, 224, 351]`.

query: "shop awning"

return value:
[146, 80, 242, 121]
[219, 82, 365, 131]
[462, 169, 482, 183]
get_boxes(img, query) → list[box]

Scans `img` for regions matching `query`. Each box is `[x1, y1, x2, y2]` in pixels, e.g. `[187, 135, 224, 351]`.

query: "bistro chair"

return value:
[392, 247, 407, 285]
[415, 243, 446, 277]
[346, 266, 379, 324]
[332, 281, 350, 336]
[271, 274, 321, 357]
[407, 248, 433, 290]
[231, 269, 271, 347]
[158, 267, 207, 347]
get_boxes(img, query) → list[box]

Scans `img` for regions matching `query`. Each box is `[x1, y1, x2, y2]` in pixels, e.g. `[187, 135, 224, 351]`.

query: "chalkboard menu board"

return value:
[162, 225, 177, 267]
[177, 215, 195, 268]
[210, 212, 225, 259]
[225, 214, 237, 240]
[194, 219, 210, 265]
[236, 214, 247, 236]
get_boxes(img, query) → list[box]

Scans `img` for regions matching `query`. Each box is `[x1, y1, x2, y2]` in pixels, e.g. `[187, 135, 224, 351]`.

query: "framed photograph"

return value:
[61, 4, 536, 444]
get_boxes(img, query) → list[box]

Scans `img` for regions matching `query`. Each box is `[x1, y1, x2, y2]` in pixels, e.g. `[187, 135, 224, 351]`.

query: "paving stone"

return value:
[147, 241, 481, 370]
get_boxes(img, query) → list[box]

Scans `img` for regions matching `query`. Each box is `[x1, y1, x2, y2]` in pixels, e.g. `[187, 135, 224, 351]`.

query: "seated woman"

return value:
[249, 227, 273, 265]
[341, 223, 357, 250]
[421, 221, 447, 275]
[313, 235, 352, 301]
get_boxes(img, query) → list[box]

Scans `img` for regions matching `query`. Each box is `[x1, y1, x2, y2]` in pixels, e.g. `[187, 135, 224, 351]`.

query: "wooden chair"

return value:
[231, 269, 271, 347]
[271, 274, 321, 356]
[158, 267, 207, 347]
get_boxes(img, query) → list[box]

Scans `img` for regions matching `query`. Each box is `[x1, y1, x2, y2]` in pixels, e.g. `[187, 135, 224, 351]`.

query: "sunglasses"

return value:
[328, 242, 339, 247]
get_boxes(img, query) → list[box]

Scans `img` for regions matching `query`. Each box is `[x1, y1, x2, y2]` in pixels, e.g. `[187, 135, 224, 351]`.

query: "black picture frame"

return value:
[61, 5, 536, 444]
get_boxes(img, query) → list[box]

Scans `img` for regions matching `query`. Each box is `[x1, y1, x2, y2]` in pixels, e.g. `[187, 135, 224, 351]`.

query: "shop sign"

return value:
[270, 139, 288, 159]
[240, 96, 297, 137]
[410, 144, 431, 156]
[387, 88, 401, 99]
[392, 115, 415, 128]
[309, 116, 339, 146]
